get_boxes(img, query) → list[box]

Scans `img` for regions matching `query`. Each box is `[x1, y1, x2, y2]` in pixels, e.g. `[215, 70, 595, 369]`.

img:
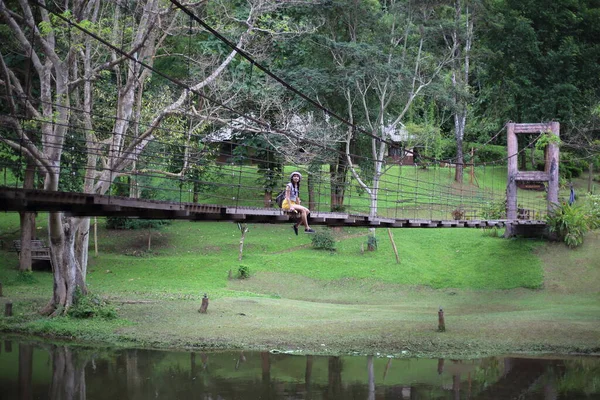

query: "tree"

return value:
[0, 0, 319, 315]
[475, 0, 600, 135]
[442, 0, 475, 183]
[335, 0, 453, 221]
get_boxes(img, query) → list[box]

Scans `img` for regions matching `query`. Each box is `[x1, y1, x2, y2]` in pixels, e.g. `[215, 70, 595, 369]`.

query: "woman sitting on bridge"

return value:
[282, 172, 315, 235]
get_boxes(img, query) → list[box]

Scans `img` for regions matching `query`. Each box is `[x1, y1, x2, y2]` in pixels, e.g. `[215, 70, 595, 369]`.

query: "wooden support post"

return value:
[546, 121, 560, 210]
[387, 228, 400, 264]
[94, 217, 98, 257]
[438, 306, 445, 332]
[506, 123, 518, 223]
[199, 293, 209, 313]
[5, 302, 12, 317]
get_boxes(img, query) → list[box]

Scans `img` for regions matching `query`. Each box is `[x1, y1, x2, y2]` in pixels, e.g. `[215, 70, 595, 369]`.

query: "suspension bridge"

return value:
[0, 122, 559, 233]
[0, 3, 561, 235]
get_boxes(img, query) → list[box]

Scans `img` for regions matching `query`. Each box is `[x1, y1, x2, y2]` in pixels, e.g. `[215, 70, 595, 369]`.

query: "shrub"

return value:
[237, 265, 250, 279]
[481, 200, 507, 220]
[68, 288, 117, 319]
[585, 194, 600, 230]
[366, 234, 377, 251]
[311, 230, 336, 251]
[546, 203, 589, 248]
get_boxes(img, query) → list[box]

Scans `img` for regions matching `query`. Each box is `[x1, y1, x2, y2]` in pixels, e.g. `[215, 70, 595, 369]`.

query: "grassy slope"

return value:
[0, 208, 598, 357]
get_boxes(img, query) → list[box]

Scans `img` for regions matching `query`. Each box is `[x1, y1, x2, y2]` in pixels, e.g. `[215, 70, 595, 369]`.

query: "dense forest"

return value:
[0, 0, 599, 312]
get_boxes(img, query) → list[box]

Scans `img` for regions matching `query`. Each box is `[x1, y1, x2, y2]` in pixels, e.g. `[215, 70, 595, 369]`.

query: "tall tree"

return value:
[336, 0, 453, 220]
[475, 0, 600, 134]
[0, 0, 318, 314]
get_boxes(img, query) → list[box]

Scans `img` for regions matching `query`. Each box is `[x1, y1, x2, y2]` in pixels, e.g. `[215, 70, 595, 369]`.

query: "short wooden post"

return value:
[199, 294, 209, 313]
[5, 302, 12, 317]
[438, 306, 445, 332]
[0, 282, 3, 297]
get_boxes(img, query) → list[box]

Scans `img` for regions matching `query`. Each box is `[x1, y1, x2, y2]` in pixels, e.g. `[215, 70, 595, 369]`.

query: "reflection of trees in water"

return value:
[4, 340, 600, 399]
[49, 345, 87, 400]
[19, 343, 33, 400]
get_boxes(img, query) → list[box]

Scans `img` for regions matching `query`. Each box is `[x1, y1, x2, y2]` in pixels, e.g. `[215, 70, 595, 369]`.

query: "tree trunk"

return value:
[330, 150, 348, 211]
[263, 191, 272, 208]
[454, 124, 465, 183]
[307, 173, 315, 211]
[238, 224, 248, 261]
[589, 162, 593, 193]
[75, 218, 91, 277]
[19, 158, 37, 271]
[42, 215, 87, 316]
[18, 213, 35, 272]
[193, 181, 199, 203]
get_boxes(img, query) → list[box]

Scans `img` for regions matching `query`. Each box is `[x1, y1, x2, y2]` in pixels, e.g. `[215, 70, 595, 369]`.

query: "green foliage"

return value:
[366, 234, 377, 251]
[16, 270, 37, 284]
[584, 194, 600, 230]
[481, 200, 507, 220]
[534, 131, 561, 151]
[105, 217, 171, 230]
[311, 230, 336, 251]
[237, 265, 250, 279]
[68, 288, 117, 320]
[559, 152, 588, 180]
[470, 144, 507, 164]
[546, 203, 589, 248]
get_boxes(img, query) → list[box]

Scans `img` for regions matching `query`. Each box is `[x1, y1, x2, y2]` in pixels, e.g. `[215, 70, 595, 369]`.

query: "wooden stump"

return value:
[199, 294, 209, 313]
[438, 307, 445, 332]
[5, 302, 12, 317]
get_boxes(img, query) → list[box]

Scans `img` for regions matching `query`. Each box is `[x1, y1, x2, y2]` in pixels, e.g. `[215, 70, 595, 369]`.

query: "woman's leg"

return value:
[291, 204, 312, 231]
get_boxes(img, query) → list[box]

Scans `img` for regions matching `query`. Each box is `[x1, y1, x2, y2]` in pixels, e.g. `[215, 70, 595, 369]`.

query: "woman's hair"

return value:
[289, 172, 301, 191]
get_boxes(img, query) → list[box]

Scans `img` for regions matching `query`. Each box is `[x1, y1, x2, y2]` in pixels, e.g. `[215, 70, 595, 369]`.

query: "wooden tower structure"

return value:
[506, 122, 560, 236]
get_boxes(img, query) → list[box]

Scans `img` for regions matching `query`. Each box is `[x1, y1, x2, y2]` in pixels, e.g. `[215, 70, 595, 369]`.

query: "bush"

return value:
[311, 230, 336, 251]
[105, 217, 171, 230]
[366, 234, 378, 251]
[68, 288, 117, 319]
[546, 203, 589, 248]
[584, 194, 600, 230]
[237, 265, 250, 279]
[481, 200, 507, 220]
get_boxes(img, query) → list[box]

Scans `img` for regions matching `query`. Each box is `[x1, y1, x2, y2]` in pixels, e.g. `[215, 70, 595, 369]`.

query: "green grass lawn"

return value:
[76, 219, 545, 301]
[0, 173, 598, 356]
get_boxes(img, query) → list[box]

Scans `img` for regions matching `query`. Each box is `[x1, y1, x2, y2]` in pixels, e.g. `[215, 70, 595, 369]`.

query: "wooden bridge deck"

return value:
[0, 187, 546, 229]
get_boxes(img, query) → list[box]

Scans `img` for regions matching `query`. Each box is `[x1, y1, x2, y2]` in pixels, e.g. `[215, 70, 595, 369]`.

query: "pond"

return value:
[0, 336, 598, 399]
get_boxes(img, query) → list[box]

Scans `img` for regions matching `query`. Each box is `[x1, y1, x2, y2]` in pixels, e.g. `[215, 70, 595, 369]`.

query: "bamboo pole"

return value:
[94, 217, 98, 257]
[387, 228, 400, 264]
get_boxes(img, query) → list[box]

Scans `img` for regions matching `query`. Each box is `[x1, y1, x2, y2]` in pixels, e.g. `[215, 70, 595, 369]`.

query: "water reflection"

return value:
[0, 337, 598, 399]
